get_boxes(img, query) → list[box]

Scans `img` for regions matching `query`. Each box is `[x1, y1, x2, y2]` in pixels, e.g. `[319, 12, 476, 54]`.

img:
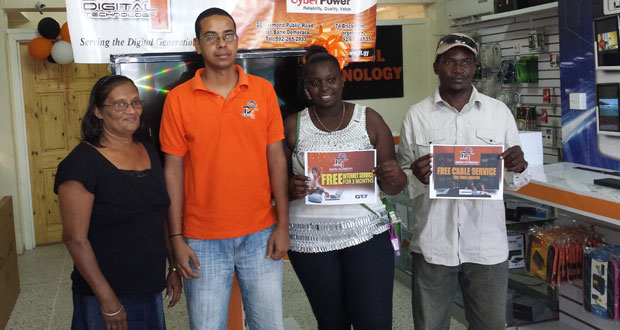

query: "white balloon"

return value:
[51, 41, 74, 65]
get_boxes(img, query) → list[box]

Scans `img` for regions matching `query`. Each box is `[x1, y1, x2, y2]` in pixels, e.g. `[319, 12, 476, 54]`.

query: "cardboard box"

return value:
[0, 196, 19, 329]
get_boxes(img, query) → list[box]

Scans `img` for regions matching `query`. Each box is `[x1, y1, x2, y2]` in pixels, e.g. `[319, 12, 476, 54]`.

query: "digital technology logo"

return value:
[459, 146, 474, 161]
[333, 152, 348, 167]
[80, 0, 171, 32]
[242, 100, 259, 119]
[454, 146, 480, 165]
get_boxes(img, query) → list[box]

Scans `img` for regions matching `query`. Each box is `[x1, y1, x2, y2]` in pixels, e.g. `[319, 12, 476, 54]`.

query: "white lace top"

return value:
[289, 104, 388, 253]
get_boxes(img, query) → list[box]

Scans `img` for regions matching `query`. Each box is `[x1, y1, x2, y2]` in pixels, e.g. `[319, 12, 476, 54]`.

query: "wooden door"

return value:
[20, 43, 108, 245]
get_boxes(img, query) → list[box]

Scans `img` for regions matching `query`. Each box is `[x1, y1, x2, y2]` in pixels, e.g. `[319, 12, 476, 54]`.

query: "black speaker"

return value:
[530, 0, 555, 6]
[516, 0, 555, 9]
[517, 0, 530, 9]
[495, 0, 517, 13]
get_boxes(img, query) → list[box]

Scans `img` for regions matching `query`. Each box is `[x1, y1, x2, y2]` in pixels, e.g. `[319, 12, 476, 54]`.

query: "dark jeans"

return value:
[411, 253, 509, 330]
[288, 231, 394, 330]
[71, 291, 165, 330]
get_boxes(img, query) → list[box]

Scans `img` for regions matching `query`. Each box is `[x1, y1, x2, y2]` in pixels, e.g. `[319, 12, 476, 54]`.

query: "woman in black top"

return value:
[55, 75, 182, 330]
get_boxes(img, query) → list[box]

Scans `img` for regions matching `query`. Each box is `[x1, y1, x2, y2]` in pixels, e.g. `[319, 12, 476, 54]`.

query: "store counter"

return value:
[507, 162, 620, 225]
[507, 163, 620, 329]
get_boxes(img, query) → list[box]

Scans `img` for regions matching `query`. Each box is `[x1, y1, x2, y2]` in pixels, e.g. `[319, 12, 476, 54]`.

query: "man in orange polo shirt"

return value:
[159, 7, 289, 330]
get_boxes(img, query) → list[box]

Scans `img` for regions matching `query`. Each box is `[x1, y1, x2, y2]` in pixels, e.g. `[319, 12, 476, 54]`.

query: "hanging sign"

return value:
[342, 25, 403, 100]
[65, 0, 377, 63]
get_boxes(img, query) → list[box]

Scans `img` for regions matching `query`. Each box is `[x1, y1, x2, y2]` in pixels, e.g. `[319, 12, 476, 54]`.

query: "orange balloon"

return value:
[28, 37, 53, 60]
[60, 22, 71, 43]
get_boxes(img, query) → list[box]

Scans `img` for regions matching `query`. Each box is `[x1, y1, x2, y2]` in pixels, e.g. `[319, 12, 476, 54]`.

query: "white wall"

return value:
[352, 19, 433, 134]
[355, 0, 450, 134]
[0, 7, 23, 254]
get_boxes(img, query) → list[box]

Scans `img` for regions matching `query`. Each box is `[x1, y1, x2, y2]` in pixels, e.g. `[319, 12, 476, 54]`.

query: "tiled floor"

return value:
[6, 244, 469, 329]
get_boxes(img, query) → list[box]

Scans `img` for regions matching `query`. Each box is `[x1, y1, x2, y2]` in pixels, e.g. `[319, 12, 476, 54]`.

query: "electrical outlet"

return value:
[569, 93, 587, 110]
[604, 0, 620, 15]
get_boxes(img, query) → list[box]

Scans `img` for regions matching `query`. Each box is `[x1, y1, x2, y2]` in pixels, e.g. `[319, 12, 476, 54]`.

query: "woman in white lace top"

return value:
[283, 45, 407, 330]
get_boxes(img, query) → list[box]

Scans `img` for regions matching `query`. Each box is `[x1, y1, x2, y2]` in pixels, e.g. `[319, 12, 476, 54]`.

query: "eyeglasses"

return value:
[199, 33, 237, 44]
[438, 34, 478, 52]
[100, 100, 143, 112]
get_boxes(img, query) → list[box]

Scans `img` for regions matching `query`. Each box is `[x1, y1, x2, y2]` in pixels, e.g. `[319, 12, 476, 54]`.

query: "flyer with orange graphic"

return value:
[429, 145, 504, 200]
[66, 0, 377, 64]
[304, 150, 377, 205]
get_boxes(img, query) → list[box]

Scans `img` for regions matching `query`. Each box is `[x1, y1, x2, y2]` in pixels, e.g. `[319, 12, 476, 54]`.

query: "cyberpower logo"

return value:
[290, 0, 351, 4]
[287, 0, 364, 14]
[81, 0, 170, 31]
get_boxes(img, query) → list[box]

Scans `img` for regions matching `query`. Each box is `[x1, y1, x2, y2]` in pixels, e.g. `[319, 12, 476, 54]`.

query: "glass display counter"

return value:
[386, 189, 561, 328]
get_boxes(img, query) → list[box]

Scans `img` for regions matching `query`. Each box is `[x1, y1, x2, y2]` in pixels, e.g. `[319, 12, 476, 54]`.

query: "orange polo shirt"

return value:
[160, 66, 284, 239]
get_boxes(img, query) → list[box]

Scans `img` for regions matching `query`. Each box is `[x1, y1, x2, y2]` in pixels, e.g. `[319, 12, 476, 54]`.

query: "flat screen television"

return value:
[596, 83, 620, 137]
[594, 15, 620, 69]
[110, 49, 307, 150]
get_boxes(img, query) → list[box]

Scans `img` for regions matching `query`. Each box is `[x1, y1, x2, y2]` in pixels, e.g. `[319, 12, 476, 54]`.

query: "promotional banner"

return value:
[66, 0, 377, 63]
[559, 0, 620, 171]
[342, 25, 403, 100]
[304, 150, 377, 205]
[429, 145, 504, 200]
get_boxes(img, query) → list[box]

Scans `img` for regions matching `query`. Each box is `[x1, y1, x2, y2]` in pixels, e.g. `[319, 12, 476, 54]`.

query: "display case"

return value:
[387, 190, 560, 327]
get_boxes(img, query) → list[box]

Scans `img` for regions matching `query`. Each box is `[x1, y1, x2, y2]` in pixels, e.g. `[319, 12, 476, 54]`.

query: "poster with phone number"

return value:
[430, 145, 504, 200]
[304, 150, 377, 205]
[66, 0, 377, 64]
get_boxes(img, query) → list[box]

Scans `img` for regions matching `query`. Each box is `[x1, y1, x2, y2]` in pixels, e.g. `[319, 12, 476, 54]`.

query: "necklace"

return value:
[313, 102, 346, 132]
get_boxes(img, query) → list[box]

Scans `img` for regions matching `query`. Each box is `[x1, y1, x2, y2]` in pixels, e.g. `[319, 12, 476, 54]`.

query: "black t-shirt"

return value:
[54, 141, 170, 296]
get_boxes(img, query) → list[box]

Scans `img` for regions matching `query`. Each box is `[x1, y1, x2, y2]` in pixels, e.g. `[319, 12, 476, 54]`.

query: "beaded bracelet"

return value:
[101, 304, 123, 317]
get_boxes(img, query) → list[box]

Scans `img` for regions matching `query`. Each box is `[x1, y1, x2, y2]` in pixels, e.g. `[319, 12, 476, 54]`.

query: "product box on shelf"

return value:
[508, 233, 525, 269]
[505, 199, 553, 220]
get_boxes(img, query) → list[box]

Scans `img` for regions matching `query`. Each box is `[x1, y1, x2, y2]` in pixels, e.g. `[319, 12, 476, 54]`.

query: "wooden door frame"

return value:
[8, 28, 38, 252]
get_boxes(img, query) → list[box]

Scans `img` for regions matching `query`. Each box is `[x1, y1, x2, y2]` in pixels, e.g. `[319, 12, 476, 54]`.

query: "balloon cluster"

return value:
[28, 17, 73, 65]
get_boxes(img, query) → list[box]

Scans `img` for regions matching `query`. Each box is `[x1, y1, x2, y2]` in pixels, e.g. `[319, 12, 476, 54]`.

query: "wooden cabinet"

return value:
[0, 196, 19, 329]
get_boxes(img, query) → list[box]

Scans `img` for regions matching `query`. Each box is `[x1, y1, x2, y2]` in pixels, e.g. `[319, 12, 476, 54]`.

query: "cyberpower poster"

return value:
[429, 145, 504, 200]
[66, 0, 377, 63]
[304, 150, 377, 205]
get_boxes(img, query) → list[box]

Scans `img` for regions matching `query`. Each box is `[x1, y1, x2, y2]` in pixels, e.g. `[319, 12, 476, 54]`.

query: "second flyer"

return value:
[430, 145, 504, 200]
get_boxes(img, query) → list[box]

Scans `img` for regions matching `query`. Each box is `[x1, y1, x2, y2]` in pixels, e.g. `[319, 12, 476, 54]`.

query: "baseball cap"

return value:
[436, 33, 478, 56]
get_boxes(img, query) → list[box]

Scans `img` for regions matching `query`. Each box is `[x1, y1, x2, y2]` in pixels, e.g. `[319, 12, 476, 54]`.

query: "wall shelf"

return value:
[480, 2, 558, 21]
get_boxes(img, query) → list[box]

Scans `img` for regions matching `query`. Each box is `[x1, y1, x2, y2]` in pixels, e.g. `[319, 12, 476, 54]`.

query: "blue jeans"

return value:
[71, 291, 165, 330]
[411, 253, 508, 330]
[184, 224, 283, 330]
